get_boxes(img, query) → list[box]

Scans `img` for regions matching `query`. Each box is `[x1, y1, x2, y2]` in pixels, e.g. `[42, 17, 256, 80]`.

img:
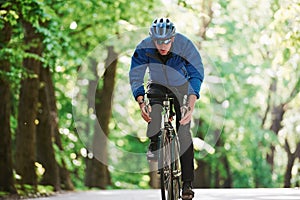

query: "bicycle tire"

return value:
[159, 130, 181, 200]
[172, 136, 181, 199]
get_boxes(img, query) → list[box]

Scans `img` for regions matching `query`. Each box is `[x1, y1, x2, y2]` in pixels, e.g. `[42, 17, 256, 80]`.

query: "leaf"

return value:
[283, 48, 290, 62]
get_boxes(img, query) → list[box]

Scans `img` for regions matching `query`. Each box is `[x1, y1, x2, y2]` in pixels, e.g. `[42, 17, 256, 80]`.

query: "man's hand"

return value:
[179, 108, 192, 125]
[140, 104, 151, 123]
[137, 96, 152, 123]
[179, 94, 197, 125]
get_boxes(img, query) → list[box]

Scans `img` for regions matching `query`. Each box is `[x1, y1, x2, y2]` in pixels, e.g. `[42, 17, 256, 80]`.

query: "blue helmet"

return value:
[149, 18, 176, 40]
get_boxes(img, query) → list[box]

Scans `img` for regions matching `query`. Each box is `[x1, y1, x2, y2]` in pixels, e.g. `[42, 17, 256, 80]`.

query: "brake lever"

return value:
[181, 95, 188, 118]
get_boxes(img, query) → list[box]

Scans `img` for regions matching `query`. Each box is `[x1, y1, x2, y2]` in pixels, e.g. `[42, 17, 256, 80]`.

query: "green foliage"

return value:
[2, 0, 300, 193]
[198, 0, 300, 188]
[15, 184, 54, 198]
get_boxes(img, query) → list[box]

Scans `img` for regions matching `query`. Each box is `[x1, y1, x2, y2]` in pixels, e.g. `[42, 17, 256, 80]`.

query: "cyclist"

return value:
[129, 17, 204, 199]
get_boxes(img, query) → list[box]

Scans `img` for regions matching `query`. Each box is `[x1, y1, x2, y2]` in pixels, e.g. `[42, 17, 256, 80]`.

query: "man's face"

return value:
[154, 37, 174, 55]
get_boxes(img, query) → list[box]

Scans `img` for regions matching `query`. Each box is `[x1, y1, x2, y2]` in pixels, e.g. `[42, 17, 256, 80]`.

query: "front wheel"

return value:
[159, 130, 181, 200]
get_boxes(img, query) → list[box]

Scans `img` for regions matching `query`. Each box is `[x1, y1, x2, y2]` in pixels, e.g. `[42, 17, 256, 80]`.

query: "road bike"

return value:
[146, 93, 189, 200]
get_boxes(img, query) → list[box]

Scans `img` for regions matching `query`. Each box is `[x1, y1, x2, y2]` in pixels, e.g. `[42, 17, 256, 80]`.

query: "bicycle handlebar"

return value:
[146, 93, 189, 118]
[146, 93, 177, 99]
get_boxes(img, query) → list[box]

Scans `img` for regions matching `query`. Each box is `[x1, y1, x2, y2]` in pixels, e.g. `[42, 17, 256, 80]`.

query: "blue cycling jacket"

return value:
[129, 33, 204, 100]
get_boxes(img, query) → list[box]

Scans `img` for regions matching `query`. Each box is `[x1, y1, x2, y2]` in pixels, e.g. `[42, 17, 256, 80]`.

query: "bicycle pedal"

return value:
[173, 170, 181, 177]
[173, 173, 181, 178]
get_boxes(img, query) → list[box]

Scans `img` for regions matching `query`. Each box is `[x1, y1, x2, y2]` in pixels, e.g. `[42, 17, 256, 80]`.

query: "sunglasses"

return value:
[155, 38, 172, 45]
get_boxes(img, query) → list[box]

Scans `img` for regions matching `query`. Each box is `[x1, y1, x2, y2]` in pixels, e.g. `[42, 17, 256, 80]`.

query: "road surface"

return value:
[27, 188, 300, 200]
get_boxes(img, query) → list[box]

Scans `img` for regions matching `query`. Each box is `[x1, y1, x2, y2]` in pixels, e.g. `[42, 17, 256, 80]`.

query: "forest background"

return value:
[0, 0, 300, 197]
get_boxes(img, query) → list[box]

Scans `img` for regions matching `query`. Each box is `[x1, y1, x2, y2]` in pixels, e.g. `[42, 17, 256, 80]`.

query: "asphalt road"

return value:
[27, 188, 300, 200]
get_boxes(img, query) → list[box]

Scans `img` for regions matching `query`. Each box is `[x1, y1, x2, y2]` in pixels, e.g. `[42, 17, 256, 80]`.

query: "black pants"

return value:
[146, 83, 194, 182]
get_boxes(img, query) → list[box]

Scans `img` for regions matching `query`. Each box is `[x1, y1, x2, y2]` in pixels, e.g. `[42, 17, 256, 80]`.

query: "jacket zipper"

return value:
[146, 52, 171, 86]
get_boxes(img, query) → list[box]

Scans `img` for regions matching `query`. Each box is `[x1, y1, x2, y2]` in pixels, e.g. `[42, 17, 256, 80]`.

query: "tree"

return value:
[3, 0, 299, 194]
[62, 0, 160, 189]
[15, 18, 42, 188]
[284, 140, 300, 187]
[36, 67, 60, 191]
[0, 8, 17, 194]
[85, 46, 117, 188]
[48, 70, 74, 190]
[259, 0, 300, 186]
[1, 0, 163, 195]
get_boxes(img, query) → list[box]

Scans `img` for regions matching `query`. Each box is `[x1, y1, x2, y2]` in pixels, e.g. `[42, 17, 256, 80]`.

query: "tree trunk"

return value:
[194, 159, 211, 188]
[199, 0, 213, 41]
[264, 77, 299, 185]
[15, 20, 42, 188]
[85, 46, 117, 188]
[213, 130, 232, 188]
[223, 155, 232, 188]
[36, 67, 60, 191]
[193, 0, 214, 188]
[0, 19, 17, 194]
[45, 68, 74, 191]
[193, 120, 211, 188]
[284, 140, 300, 188]
[267, 104, 285, 171]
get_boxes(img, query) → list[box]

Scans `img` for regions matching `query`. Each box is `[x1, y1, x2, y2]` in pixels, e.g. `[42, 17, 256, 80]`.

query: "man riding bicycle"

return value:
[129, 17, 204, 199]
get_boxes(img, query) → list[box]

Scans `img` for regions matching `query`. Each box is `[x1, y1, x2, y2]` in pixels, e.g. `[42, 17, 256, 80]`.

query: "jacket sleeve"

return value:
[184, 40, 204, 99]
[129, 46, 148, 100]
